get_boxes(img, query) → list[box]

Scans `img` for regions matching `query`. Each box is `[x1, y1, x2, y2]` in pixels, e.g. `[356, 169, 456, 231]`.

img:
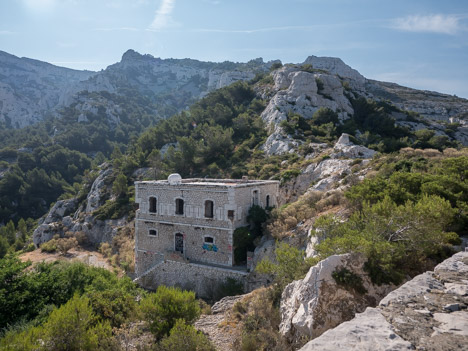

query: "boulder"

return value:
[331, 133, 376, 159]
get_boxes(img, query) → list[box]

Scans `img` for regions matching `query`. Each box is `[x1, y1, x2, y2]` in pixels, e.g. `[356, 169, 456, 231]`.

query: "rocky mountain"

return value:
[0, 49, 277, 129]
[2, 49, 468, 146]
[259, 56, 468, 155]
[0, 50, 95, 128]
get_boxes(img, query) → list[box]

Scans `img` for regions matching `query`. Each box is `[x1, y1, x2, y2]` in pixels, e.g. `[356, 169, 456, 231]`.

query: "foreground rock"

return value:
[300, 251, 468, 350]
[280, 253, 394, 344]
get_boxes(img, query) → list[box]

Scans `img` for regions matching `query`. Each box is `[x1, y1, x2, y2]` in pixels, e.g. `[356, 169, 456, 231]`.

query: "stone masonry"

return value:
[134, 174, 279, 296]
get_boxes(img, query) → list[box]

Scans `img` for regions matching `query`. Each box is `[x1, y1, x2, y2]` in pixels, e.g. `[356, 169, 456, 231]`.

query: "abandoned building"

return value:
[134, 173, 279, 296]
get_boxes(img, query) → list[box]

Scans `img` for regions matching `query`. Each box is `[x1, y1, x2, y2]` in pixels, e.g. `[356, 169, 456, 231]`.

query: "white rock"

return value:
[299, 307, 413, 351]
[280, 253, 394, 342]
[332, 133, 376, 159]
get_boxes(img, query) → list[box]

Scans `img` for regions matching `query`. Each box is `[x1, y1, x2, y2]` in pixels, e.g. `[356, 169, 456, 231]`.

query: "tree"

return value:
[112, 173, 128, 198]
[140, 285, 200, 340]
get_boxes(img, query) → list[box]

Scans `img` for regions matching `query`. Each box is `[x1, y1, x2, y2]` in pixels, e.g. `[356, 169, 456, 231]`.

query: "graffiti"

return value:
[202, 243, 218, 252]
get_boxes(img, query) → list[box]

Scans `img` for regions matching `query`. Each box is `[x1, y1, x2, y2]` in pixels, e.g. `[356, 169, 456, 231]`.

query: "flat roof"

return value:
[136, 178, 279, 188]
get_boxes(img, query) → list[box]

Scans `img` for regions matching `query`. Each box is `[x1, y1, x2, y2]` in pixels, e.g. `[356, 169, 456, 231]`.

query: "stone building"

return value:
[134, 174, 279, 296]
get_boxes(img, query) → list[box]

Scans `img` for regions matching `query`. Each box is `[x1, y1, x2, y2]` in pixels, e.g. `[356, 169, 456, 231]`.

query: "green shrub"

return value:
[140, 285, 200, 340]
[156, 319, 215, 351]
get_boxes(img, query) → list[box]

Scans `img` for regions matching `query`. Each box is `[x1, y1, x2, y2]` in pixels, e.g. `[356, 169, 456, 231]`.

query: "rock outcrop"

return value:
[280, 253, 394, 343]
[331, 133, 376, 159]
[33, 163, 128, 247]
[261, 65, 355, 156]
[195, 295, 245, 351]
[299, 251, 468, 350]
[280, 135, 373, 203]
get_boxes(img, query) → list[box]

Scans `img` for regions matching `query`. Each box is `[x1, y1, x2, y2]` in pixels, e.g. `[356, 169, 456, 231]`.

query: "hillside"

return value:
[0, 49, 467, 350]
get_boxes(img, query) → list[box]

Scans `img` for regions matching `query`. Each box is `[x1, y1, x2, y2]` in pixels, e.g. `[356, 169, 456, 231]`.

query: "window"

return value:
[149, 197, 157, 213]
[266, 195, 270, 208]
[205, 200, 214, 218]
[252, 190, 259, 205]
[175, 198, 184, 215]
[149, 229, 157, 236]
[228, 210, 235, 220]
[204, 236, 214, 244]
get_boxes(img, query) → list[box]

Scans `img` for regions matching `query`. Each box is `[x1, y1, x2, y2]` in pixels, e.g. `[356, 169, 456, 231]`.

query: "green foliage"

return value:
[0, 257, 140, 331]
[247, 205, 269, 236]
[41, 294, 116, 351]
[256, 242, 317, 289]
[315, 195, 457, 284]
[332, 268, 367, 294]
[112, 173, 128, 197]
[140, 285, 200, 340]
[156, 319, 215, 351]
[346, 154, 468, 232]
[136, 81, 267, 178]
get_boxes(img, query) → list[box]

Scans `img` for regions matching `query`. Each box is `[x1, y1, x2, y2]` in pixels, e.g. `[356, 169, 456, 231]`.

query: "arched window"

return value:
[175, 198, 184, 215]
[149, 197, 157, 213]
[149, 229, 157, 236]
[204, 200, 214, 218]
[252, 190, 259, 205]
[266, 195, 270, 208]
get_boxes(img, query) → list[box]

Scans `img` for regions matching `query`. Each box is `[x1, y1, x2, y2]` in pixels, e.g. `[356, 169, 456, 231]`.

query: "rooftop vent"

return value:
[168, 173, 182, 185]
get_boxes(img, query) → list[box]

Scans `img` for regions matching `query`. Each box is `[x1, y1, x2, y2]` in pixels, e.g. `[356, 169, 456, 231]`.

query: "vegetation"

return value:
[0, 256, 214, 350]
[140, 285, 201, 340]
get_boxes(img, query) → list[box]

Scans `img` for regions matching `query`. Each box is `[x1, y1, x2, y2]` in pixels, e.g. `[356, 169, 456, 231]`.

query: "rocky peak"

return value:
[121, 49, 153, 62]
[303, 55, 366, 85]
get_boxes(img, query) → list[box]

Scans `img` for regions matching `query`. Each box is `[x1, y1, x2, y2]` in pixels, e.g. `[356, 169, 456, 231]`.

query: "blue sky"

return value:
[1, 0, 467, 98]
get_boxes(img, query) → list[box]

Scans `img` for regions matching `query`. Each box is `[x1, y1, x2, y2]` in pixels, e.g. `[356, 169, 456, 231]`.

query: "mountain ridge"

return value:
[1, 49, 467, 131]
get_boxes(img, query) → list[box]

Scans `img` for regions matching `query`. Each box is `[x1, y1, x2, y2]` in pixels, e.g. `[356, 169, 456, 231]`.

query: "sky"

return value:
[1, 0, 467, 98]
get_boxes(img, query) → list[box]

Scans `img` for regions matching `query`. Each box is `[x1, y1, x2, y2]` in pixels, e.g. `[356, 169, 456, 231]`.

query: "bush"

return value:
[140, 285, 200, 340]
[56, 237, 78, 255]
[40, 239, 58, 253]
[156, 319, 215, 351]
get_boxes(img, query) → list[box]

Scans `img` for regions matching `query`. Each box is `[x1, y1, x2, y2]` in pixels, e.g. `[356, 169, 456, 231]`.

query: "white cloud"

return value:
[0, 30, 16, 35]
[148, 0, 176, 31]
[392, 14, 464, 35]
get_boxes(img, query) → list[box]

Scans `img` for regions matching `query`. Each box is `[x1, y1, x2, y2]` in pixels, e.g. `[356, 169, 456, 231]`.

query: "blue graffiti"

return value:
[202, 243, 218, 252]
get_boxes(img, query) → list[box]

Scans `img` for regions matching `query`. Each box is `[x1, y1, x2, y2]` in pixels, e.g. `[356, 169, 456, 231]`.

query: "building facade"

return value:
[134, 174, 279, 279]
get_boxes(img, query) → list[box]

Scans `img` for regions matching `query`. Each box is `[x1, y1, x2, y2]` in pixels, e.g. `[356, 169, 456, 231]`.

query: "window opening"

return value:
[175, 198, 184, 215]
[149, 197, 157, 213]
[205, 200, 214, 218]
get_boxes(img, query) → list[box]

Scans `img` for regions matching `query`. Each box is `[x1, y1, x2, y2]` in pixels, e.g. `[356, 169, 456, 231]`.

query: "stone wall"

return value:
[135, 221, 233, 274]
[140, 259, 248, 298]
